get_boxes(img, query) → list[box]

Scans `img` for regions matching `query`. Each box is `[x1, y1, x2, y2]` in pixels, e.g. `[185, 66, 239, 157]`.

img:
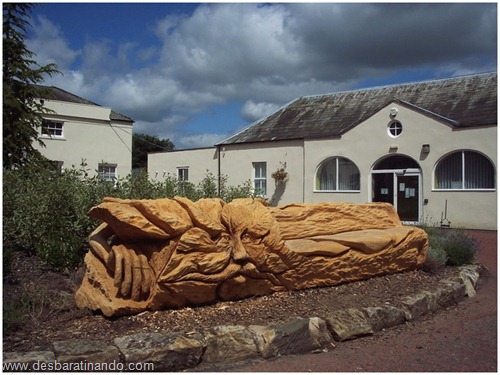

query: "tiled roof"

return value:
[220, 72, 497, 145]
[33, 85, 134, 123]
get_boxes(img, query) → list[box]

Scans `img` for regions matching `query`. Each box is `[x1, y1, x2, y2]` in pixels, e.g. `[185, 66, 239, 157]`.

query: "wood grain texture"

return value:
[75, 198, 428, 317]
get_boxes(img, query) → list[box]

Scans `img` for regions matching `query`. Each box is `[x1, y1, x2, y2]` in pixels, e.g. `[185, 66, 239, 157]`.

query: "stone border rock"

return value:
[3, 264, 486, 372]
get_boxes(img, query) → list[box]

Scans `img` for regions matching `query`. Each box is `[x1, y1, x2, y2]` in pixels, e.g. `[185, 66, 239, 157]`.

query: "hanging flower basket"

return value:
[272, 168, 288, 182]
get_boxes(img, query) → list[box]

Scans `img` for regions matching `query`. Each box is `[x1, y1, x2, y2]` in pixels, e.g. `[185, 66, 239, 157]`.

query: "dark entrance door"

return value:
[372, 173, 394, 204]
[396, 174, 420, 222]
[371, 155, 421, 223]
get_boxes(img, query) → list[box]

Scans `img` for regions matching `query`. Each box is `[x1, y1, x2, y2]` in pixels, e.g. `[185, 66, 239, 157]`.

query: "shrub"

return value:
[35, 231, 83, 271]
[219, 175, 257, 202]
[420, 226, 478, 268]
[422, 245, 448, 274]
[3, 163, 102, 271]
[196, 171, 219, 199]
[115, 170, 175, 199]
[3, 163, 257, 272]
[439, 230, 478, 266]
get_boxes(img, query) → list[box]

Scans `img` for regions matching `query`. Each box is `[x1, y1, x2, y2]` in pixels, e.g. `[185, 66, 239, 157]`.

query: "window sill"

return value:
[39, 136, 66, 141]
[402, 220, 420, 225]
[313, 190, 361, 193]
[432, 189, 496, 192]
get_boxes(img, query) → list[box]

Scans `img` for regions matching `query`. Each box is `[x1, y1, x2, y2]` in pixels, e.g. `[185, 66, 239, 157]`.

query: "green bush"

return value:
[3, 163, 104, 270]
[35, 231, 83, 271]
[422, 245, 448, 273]
[439, 230, 478, 266]
[195, 171, 219, 199]
[421, 226, 478, 268]
[3, 163, 256, 272]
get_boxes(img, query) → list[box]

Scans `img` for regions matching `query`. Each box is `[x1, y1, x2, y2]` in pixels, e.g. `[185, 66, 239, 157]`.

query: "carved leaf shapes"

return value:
[88, 202, 169, 242]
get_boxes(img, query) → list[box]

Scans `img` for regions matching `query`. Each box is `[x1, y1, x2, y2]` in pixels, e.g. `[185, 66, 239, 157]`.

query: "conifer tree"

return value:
[3, 3, 60, 168]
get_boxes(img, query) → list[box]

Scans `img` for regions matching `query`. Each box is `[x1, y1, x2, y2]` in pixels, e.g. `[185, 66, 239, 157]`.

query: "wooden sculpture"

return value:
[75, 197, 428, 317]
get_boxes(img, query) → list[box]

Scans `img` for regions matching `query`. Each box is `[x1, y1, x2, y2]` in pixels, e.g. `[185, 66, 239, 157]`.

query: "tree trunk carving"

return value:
[75, 197, 428, 317]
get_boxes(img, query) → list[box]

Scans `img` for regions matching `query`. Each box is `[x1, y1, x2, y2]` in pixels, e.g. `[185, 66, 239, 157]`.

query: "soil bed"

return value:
[3, 251, 456, 353]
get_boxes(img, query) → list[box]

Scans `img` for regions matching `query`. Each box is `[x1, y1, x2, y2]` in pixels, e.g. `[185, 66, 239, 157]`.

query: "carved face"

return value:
[86, 197, 292, 309]
[158, 199, 289, 285]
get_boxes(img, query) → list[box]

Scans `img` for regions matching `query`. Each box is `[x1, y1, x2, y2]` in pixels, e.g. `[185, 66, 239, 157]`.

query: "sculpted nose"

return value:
[232, 239, 249, 263]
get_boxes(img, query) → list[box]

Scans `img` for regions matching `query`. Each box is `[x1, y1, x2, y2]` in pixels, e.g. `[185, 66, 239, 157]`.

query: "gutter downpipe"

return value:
[217, 144, 221, 196]
[302, 139, 306, 203]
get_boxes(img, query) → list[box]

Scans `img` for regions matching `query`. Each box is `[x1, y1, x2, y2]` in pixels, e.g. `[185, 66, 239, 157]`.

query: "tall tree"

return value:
[3, 3, 60, 168]
[132, 132, 175, 170]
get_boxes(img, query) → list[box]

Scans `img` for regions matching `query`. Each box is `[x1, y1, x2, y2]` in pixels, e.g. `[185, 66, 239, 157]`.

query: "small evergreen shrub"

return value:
[35, 231, 84, 271]
[420, 225, 478, 269]
[196, 171, 219, 199]
[439, 230, 478, 266]
[422, 245, 448, 274]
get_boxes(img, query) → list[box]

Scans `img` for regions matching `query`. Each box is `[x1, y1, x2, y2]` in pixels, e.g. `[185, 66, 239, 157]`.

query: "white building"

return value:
[33, 85, 134, 180]
[149, 73, 497, 230]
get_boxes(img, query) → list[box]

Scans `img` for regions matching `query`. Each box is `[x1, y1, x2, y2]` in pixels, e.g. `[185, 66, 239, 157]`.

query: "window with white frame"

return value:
[316, 157, 360, 191]
[177, 167, 189, 182]
[434, 150, 495, 190]
[253, 162, 267, 196]
[98, 163, 117, 182]
[387, 120, 403, 138]
[41, 120, 64, 138]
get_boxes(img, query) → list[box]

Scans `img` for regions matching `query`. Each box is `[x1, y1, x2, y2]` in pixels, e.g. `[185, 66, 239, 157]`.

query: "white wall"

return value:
[220, 140, 304, 205]
[148, 147, 219, 184]
[33, 100, 133, 177]
[43, 100, 111, 121]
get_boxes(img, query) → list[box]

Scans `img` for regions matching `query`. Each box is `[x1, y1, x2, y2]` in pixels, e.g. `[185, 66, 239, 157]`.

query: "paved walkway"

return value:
[227, 230, 497, 372]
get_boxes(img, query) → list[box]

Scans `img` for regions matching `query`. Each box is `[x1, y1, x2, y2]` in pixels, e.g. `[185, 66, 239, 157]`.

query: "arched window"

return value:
[434, 151, 495, 190]
[316, 157, 360, 191]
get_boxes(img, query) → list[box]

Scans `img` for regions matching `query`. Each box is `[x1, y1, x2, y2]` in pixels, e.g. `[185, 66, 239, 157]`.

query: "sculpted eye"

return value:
[241, 233, 253, 244]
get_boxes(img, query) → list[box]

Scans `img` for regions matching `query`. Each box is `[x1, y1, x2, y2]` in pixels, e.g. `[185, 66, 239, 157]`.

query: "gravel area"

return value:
[3, 251, 456, 353]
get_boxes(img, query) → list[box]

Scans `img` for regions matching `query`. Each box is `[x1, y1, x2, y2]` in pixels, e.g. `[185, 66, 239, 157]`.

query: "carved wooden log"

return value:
[75, 197, 428, 317]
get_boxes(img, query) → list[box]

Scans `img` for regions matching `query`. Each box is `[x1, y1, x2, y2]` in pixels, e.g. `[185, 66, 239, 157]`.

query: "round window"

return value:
[388, 120, 403, 138]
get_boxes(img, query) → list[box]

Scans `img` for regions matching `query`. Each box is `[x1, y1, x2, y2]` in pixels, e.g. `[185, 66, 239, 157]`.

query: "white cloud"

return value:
[29, 3, 497, 149]
[176, 133, 228, 149]
[241, 101, 282, 123]
[27, 15, 79, 69]
[159, 4, 301, 83]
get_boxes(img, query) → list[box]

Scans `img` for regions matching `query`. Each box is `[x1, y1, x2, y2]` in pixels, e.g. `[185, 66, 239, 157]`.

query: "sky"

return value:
[27, 2, 497, 150]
